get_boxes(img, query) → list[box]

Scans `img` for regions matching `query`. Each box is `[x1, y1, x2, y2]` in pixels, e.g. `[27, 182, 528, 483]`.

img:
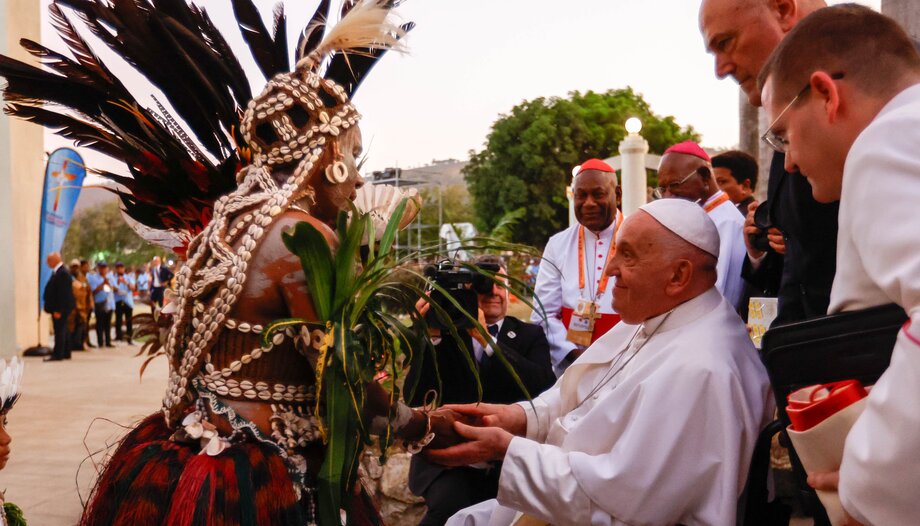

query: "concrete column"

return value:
[619, 132, 649, 217]
[0, 0, 46, 356]
[883, 0, 920, 41]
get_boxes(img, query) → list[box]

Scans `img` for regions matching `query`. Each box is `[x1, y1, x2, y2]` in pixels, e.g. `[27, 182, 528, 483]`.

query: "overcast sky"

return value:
[44, 0, 881, 177]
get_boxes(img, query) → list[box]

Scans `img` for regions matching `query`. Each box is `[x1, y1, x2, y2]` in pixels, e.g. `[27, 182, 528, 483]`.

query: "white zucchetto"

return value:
[639, 198, 721, 258]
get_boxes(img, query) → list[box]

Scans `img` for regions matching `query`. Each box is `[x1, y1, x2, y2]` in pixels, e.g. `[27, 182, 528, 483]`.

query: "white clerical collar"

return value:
[641, 287, 722, 336]
[702, 190, 726, 208]
[583, 215, 618, 239]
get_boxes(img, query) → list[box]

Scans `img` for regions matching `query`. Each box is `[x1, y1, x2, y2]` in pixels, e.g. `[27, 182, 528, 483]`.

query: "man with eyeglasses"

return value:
[655, 141, 746, 310]
[699, 0, 839, 328]
[759, 7, 920, 524]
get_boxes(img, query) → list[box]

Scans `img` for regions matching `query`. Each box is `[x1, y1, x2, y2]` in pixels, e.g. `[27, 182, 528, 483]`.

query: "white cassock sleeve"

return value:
[531, 235, 572, 368]
[712, 209, 746, 309]
[499, 365, 753, 526]
[836, 120, 920, 526]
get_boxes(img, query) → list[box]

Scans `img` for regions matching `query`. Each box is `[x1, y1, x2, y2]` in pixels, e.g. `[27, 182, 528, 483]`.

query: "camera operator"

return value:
[407, 255, 554, 526]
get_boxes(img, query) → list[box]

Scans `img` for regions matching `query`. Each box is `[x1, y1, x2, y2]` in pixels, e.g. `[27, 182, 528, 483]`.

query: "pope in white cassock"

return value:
[532, 159, 624, 376]
[758, 7, 920, 524]
[655, 141, 746, 312]
[427, 199, 772, 526]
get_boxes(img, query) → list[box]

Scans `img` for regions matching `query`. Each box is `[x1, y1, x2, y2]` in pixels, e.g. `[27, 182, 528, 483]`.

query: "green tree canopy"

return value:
[464, 87, 700, 248]
[63, 200, 168, 267]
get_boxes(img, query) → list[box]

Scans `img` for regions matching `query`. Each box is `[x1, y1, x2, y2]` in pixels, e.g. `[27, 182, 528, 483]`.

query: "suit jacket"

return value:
[151, 265, 174, 287]
[741, 152, 838, 325]
[407, 315, 555, 407]
[43, 265, 76, 315]
[407, 315, 555, 496]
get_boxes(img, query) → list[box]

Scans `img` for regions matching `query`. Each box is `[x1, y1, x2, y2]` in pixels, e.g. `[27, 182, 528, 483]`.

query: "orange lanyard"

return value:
[577, 211, 622, 297]
[703, 192, 731, 213]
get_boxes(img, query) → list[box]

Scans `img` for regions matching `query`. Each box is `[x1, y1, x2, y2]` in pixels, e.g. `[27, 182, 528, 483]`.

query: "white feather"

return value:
[0, 356, 23, 413]
[297, 0, 407, 69]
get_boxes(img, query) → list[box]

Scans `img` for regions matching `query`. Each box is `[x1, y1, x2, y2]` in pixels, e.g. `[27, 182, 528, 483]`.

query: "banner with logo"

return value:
[38, 148, 86, 310]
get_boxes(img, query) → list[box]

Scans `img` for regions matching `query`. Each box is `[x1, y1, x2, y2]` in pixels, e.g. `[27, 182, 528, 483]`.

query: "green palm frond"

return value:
[277, 198, 539, 525]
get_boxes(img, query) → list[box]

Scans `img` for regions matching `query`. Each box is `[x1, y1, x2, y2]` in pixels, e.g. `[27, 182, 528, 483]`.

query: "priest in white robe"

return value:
[427, 199, 772, 526]
[531, 159, 623, 376]
[655, 141, 746, 311]
[758, 8, 920, 524]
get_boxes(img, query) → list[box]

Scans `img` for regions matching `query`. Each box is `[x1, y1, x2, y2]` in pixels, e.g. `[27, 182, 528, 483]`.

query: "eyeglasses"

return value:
[653, 169, 700, 199]
[762, 72, 845, 153]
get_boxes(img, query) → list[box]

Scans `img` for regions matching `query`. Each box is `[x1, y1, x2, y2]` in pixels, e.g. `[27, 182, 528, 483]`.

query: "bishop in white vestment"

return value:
[532, 159, 623, 376]
[431, 199, 772, 526]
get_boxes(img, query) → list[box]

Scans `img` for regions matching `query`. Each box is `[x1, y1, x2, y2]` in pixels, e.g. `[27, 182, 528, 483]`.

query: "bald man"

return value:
[531, 159, 623, 376]
[656, 141, 746, 310]
[43, 252, 75, 361]
[699, 0, 839, 326]
[436, 199, 771, 526]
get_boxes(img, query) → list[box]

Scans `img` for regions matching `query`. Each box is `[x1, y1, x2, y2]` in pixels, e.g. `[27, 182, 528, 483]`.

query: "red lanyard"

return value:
[577, 211, 622, 297]
[703, 192, 731, 213]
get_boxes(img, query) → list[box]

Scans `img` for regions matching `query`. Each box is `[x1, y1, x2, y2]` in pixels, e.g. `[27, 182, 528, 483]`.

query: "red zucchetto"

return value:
[575, 158, 615, 176]
[664, 141, 711, 162]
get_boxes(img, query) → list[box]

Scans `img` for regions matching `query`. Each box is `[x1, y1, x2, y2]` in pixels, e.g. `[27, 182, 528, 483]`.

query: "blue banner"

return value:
[39, 148, 86, 310]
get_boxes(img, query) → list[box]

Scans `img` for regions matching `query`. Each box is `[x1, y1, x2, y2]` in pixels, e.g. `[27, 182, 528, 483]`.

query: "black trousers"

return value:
[52, 312, 71, 359]
[94, 302, 112, 346]
[418, 466, 501, 526]
[114, 301, 133, 341]
[151, 286, 165, 307]
[69, 314, 86, 350]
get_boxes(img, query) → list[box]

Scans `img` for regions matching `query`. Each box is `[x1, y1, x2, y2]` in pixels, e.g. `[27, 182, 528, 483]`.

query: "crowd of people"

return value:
[7, 0, 920, 525]
[41, 255, 174, 361]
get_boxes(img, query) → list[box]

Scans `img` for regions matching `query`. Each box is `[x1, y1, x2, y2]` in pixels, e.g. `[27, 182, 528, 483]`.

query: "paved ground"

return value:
[1, 340, 816, 526]
[2, 343, 166, 525]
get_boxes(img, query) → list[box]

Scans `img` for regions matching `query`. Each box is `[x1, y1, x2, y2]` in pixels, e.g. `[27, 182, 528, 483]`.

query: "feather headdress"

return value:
[0, 357, 23, 415]
[0, 0, 412, 250]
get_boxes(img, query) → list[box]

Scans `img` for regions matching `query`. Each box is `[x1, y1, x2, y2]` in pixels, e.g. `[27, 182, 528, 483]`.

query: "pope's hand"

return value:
[440, 402, 527, 436]
[423, 422, 514, 467]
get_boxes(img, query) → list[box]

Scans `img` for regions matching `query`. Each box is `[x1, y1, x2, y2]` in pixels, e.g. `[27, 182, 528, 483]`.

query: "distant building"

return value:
[369, 159, 469, 187]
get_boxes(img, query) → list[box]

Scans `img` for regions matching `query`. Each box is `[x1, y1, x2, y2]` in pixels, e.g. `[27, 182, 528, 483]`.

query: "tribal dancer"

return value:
[0, 2, 453, 524]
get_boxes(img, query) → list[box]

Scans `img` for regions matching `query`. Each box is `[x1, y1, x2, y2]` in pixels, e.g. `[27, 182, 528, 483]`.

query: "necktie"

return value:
[479, 324, 499, 369]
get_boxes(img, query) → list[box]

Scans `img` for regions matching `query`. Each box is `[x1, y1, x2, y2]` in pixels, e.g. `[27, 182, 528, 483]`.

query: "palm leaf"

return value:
[282, 221, 334, 320]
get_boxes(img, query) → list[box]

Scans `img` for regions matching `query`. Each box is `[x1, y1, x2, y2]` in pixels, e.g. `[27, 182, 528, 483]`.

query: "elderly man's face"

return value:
[573, 170, 618, 233]
[657, 154, 710, 203]
[700, 0, 786, 106]
[477, 266, 509, 325]
[605, 213, 676, 324]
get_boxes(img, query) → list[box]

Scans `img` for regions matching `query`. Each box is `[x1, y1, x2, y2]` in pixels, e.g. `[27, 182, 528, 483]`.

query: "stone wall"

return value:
[361, 443, 426, 525]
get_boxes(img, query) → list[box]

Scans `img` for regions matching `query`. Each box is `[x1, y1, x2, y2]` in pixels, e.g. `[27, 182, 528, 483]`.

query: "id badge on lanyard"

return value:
[566, 213, 620, 347]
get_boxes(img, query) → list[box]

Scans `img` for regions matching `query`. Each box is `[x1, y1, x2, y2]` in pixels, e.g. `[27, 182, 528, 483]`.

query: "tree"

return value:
[63, 201, 167, 267]
[464, 87, 700, 248]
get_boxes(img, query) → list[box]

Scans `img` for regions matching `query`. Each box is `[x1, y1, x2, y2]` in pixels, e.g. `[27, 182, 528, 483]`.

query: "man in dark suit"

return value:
[43, 252, 75, 361]
[700, 0, 838, 327]
[407, 257, 555, 526]
[149, 256, 174, 308]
